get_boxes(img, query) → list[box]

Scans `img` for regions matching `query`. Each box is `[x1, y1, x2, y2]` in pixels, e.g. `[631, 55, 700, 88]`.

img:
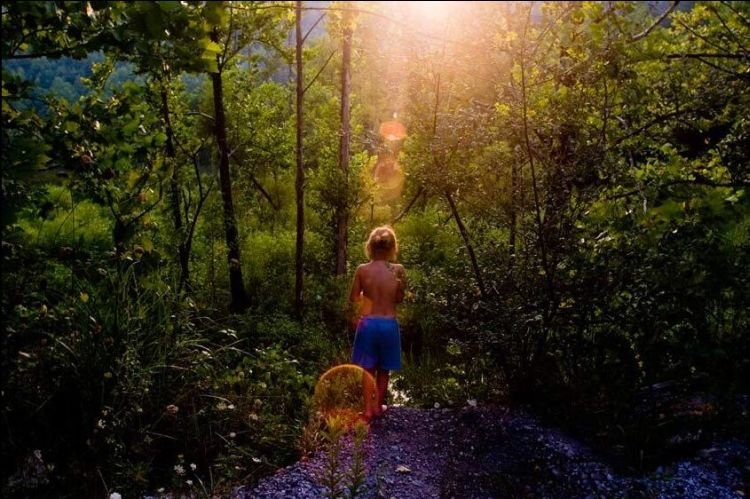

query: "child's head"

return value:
[365, 225, 398, 262]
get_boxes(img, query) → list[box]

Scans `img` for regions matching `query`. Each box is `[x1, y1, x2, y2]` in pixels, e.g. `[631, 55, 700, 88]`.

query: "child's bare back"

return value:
[351, 261, 406, 317]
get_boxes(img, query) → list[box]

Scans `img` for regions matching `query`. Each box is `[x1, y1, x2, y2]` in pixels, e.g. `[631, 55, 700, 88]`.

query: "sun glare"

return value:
[388, 1, 458, 30]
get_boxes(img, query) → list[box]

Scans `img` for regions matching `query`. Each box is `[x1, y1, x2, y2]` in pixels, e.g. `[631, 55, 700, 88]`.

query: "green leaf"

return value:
[204, 2, 227, 26]
[122, 119, 139, 135]
[142, 238, 154, 253]
[202, 39, 222, 54]
[157, 1, 180, 12]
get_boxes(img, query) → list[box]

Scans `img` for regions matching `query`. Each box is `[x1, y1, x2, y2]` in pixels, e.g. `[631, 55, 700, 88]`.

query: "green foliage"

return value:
[0, 243, 322, 496]
[16, 185, 112, 250]
[321, 415, 347, 499]
[2, 70, 52, 227]
[319, 416, 369, 499]
[347, 420, 369, 498]
[394, 347, 500, 409]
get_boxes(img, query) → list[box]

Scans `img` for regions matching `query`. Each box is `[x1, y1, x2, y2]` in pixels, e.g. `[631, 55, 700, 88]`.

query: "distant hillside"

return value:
[2, 2, 328, 104]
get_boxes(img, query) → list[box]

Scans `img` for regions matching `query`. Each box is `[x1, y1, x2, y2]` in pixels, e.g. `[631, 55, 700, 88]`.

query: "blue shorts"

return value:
[351, 316, 401, 370]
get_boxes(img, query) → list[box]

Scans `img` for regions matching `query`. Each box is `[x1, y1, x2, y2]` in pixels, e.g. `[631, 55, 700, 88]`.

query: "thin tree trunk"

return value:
[445, 190, 487, 299]
[161, 87, 190, 290]
[294, 1, 305, 318]
[334, 16, 352, 275]
[521, 31, 553, 309]
[509, 160, 518, 256]
[211, 32, 249, 313]
[392, 186, 425, 225]
[520, 5, 555, 360]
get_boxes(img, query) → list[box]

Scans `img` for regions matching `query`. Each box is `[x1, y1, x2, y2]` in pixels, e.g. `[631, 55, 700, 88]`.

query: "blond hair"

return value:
[365, 225, 398, 261]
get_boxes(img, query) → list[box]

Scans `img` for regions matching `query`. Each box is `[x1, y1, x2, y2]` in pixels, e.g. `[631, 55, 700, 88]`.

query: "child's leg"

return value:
[376, 369, 390, 413]
[363, 367, 378, 419]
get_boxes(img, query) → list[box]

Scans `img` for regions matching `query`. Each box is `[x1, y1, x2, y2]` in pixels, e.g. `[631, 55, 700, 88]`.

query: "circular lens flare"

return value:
[378, 120, 407, 142]
[313, 364, 376, 425]
[301, 364, 375, 456]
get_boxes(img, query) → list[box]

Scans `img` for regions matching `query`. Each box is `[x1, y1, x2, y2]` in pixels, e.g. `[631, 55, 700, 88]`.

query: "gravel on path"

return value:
[233, 406, 749, 498]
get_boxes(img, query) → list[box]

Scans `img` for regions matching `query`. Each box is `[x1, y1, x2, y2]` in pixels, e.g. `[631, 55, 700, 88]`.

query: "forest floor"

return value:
[234, 405, 749, 498]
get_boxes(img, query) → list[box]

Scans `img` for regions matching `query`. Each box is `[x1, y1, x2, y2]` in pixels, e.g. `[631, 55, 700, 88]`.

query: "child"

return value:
[350, 225, 406, 420]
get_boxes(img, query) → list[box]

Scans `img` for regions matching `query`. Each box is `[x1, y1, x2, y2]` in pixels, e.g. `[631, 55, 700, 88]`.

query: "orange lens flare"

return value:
[378, 120, 406, 141]
[313, 364, 376, 428]
[373, 120, 406, 206]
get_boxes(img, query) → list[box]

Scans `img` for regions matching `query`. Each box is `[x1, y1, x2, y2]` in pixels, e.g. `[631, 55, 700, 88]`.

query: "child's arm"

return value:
[350, 265, 363, 302]
[395, 265, 407, 303]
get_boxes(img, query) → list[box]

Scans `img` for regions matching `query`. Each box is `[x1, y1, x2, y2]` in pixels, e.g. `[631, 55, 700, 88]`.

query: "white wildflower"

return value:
[467, 399, 477, 407]
[174, 464, 185, 475]
[227, 404, 235, 410]
[252, 457, 261, 463]
[109, 493, 122, 499]
[229, 432, 236, 438]
[157, 488, 165, 493]
[186, 480, 193, 486]
[190, 463, 197, 471]
[434, 402, 440, 409]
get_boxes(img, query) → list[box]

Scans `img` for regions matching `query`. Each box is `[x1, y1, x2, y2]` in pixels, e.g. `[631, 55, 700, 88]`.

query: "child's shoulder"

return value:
[356, 262, 371, 273]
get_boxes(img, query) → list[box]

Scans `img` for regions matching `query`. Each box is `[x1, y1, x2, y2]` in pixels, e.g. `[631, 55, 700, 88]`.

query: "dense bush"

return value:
[0, 238, 343, 496]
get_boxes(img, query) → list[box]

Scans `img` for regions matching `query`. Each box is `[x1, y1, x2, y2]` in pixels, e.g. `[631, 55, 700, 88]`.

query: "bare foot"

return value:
[372, 405, 388, 418]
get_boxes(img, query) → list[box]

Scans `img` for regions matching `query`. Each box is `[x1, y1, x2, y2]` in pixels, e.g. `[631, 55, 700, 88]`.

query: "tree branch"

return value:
[631, 1, 680, 42]
[720, 1, 750, 29]
[303, 50, 337, 95]
[666, 53, 750, 59]
[302, 13, 327, 44]
[392, 186, 425, 224]
[444, 190, 487, 299]
[228, 3, 485, 50]
[249, 173, 279, 210]
[229, 157, 279, 210]
[708, 3, 750, 52]
[668, 54, 750, 77]
[132, 182, 164, 224]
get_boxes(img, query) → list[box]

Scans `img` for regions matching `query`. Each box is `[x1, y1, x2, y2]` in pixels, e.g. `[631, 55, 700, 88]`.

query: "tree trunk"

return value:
[445, 191, 487, 299]
[210, 35, 249, 313]
[519, 4, 554, 361]
[334, 17, 352, 276]
[161, 87, 190, 289]
[294, 1, 305, 319]
[509, 160, 518, 256]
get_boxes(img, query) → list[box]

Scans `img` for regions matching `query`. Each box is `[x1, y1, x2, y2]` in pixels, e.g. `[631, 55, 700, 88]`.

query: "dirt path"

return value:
[233, 406, 748, 498]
